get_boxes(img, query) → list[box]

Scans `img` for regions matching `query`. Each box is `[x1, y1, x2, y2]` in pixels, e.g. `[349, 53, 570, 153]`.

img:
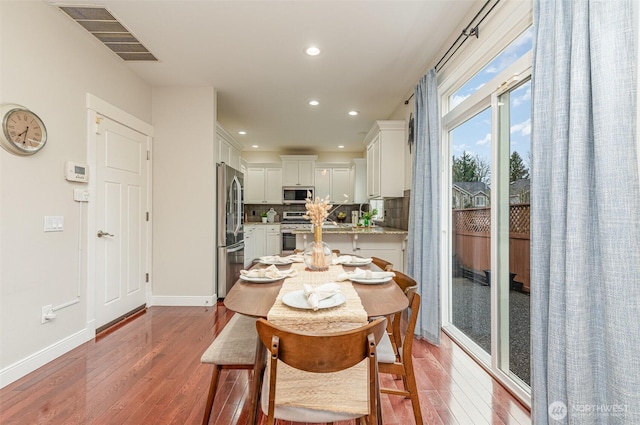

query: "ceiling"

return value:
[49, 0, 477, 153]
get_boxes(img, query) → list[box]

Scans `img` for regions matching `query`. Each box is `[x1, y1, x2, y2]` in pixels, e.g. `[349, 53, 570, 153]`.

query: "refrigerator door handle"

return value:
[232, 175, 242, 236]
[227, 241, 244, 253]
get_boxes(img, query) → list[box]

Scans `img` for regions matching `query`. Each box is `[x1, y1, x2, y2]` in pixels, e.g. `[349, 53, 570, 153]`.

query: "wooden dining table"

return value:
[224, 258, 409, 425]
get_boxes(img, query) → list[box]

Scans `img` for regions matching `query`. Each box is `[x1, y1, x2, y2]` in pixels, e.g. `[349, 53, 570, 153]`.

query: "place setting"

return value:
[239, 264, 298, 283]
[332, 254, 373, 267]
[281, 282, 346, 311]
[336, 267, 396, 285]
[257, 253, 305, 266]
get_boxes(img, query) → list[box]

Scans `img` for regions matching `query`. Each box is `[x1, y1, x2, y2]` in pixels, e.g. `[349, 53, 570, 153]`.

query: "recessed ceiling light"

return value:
[305, 46, 321, 56]
[338, 145, 344, 149]
[308, 100, 319, 106]
[348, 110, 359, 116]
[252, 145, 259, 148]
[238, 131, 247, 135]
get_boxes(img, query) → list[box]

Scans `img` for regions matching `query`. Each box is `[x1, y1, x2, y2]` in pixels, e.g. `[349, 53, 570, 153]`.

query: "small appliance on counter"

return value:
[352, 210, 359, 225]
[266, 208, 277, 223]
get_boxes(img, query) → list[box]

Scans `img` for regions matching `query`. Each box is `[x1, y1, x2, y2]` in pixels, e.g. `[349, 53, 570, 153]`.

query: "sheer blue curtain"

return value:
[407, 69, 441, 344]
[531, 0, 640, 423]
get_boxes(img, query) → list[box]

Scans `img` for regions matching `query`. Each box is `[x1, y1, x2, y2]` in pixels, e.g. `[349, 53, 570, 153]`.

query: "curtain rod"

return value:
[403, 0, 501, 105]
[434, 0, 501, 72]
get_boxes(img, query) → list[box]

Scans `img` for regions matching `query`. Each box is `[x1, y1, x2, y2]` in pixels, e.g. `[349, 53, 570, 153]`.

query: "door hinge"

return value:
[147, 150, 150, 160]
[145, 273, 149, 283]
[146, 212, 149, 221]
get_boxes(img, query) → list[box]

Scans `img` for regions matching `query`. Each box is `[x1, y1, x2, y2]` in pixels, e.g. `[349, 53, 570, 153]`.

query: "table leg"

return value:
[248, 336, 266, 425]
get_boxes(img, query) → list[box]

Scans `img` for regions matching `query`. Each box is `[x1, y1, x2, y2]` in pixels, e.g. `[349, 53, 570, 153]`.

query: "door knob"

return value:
[97, 230, 114, 238]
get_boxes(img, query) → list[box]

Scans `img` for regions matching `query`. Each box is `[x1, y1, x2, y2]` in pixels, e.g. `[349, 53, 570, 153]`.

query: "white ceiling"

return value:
[49, 0, 477, 153]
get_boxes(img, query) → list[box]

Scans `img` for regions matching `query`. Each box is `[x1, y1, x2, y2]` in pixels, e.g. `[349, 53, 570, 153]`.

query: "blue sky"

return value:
[450, 27, 532, 174]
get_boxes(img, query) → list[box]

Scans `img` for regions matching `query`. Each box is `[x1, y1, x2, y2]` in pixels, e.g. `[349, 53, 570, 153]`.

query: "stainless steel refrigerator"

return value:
[216, 163, 244, 298]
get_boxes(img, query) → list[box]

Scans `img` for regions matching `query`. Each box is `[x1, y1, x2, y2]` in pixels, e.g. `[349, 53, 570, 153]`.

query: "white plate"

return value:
[349, 276, 393, 285]
[239, 275, 284, 283]
[343, 258, 372, 266]
[281, 290, 346, 310]
[258, 259, 293, 266]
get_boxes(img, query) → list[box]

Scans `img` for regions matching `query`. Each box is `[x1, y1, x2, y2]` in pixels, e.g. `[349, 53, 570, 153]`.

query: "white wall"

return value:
[151, 87, 217, 305]
[0, 1, 151, 386]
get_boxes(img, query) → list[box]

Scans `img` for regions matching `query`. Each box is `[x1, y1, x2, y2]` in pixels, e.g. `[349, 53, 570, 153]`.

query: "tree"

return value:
[452, 151, 491, 185]
[510, 151, 529, 182]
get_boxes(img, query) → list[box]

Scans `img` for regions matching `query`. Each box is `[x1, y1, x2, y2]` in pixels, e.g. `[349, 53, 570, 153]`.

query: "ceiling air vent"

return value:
[58, 6, 157, 61]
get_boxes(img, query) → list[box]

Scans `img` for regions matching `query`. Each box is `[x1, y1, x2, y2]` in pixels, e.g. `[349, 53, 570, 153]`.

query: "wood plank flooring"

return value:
[0, 303, 530, 424]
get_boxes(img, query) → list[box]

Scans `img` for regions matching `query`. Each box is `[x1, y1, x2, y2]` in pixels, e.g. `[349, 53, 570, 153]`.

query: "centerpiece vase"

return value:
[303, 226, 332, 271]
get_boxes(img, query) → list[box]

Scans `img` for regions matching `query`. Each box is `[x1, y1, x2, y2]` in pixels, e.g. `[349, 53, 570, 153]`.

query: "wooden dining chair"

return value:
[371, 257, 393, 271]
[256, 317, 387, 425]
[376, 270, 423, 425]
[200, 313, 258, 425]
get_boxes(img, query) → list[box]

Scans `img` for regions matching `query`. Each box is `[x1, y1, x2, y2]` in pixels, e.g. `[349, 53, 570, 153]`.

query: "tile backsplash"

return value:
[245, 190, 411, 231]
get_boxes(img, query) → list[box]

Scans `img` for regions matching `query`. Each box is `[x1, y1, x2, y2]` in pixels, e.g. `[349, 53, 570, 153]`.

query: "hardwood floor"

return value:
[0, 303, 531, 424]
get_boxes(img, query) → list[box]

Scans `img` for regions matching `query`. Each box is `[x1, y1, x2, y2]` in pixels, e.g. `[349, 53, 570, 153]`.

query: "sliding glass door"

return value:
[442, 27, 532, 401]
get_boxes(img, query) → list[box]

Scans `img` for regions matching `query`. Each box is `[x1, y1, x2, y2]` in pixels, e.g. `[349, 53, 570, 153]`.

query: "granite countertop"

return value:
[292, 225, 408, 235]
[245, 222, 281, 225]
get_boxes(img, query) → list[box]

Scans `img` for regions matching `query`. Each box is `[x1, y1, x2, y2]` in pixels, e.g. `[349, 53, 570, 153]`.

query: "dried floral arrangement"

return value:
[303, 192, 333, 227]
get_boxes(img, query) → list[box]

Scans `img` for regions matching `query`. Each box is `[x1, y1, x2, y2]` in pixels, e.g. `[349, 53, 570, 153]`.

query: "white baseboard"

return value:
[0, 325, 95, 389]
[148, 294, 216, 307]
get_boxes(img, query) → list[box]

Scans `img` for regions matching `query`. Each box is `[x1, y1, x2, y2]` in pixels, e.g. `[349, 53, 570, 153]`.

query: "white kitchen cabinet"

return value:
[265, 225, 282, 256]
[364, 120, 405, 199]
[245, 224, 280, 265]
[281, 155, 317, 186]
[314, 164, 351, 203]
[216, 123, 242, 171]
[245, 165, 282, 204]
[350, 158, 367, 204]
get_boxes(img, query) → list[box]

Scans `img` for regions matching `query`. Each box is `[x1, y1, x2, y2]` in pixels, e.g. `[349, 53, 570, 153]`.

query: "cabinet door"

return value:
[298, 161, 315, 186]
[245, 168, 266, 203]
[282, 161, 299, 186]
[265, 168, 283, 203]
[331, 168, 351, 202]
[244, 225, 256, 267]
[366, 137, 380, 198]
[314, 168, 332, 200]
[253, 226, 267, 258]
[266, 226, 281, 255]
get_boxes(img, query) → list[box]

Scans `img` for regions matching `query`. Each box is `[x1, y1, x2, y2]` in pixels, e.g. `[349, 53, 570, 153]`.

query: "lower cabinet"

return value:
[295, 232, 407, 272]
[245, 224, 281, 266]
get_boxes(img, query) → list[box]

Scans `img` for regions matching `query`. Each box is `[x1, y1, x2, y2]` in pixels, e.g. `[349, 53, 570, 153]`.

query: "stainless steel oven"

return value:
[281, 211, 311, 254]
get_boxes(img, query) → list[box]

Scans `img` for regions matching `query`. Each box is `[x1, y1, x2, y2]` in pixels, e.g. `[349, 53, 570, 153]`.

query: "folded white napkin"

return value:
[240, 264, 298, 279]
[332, 255, 372, 265]
[260, 254, 304, 263]
[302, 282, 341, 310]
[336, 267, 395, 281]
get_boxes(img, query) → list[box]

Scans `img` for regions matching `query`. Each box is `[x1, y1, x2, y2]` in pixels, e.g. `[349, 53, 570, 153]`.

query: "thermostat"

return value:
[65, 161, 89, 183]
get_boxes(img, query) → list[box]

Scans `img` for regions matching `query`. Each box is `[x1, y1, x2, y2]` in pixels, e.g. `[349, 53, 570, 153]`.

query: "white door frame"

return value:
[85, 94, 153, 334]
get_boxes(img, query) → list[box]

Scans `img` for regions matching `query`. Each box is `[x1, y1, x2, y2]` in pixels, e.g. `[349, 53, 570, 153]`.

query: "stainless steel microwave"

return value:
[282, 186, 314, 204]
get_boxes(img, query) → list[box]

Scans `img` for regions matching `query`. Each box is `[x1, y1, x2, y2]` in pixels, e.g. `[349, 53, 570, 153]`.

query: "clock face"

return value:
[1, 104, 47, 155]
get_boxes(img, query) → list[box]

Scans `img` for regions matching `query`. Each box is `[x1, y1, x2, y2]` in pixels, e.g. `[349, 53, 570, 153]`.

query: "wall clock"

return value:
[0, 104, 48, 155]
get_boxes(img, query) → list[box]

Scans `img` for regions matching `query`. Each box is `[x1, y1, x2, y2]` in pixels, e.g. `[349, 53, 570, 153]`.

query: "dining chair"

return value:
[376, 270, 423, 425]
[200, 313, 258, 425]
[371, 257, 393, 271]
[256, 317, 387, 425]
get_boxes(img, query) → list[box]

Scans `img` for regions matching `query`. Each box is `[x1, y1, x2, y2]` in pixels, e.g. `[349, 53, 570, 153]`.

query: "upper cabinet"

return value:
[349, 158, 367, 204]
[245, 165, 283, 204]
[314, 164, 351, 203]
[216, 123, 243, 171]
[281, 155, 317, 186]
[363, 120, 405, 199]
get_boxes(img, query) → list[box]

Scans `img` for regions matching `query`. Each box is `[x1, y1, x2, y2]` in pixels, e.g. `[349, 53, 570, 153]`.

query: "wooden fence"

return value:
[452, 204, 530, 292]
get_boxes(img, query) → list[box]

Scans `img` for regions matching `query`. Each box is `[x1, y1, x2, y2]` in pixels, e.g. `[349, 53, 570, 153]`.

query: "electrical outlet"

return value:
[41, 304, 54, 324]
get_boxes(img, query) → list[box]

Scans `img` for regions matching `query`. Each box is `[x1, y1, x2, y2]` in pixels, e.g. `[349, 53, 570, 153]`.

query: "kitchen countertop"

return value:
[292, 225, 408, 235]
[245, 222, 281, 225]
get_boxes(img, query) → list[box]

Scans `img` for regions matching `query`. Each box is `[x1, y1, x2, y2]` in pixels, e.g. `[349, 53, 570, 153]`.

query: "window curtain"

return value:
[407, 69, 441, 344]
[531, 0, 640, 424]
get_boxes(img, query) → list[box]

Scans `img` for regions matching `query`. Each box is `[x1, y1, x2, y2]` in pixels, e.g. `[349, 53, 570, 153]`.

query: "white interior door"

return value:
[95, 115, 149, 328]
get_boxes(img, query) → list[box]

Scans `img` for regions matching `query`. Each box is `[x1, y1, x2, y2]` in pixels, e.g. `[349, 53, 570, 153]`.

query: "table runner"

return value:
[265, 262, 370, 415]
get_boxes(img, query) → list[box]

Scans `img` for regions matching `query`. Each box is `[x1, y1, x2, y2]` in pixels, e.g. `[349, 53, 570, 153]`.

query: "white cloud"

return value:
[513, 86, 531, 107]
[511, 118, 531, 136]
[476, 133, 491, 146]
[450, 93, 470, 108]
[453, 144, 470, 154]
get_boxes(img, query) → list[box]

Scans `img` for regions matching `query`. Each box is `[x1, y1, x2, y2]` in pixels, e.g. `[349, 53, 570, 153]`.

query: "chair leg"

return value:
[404, 364, 423, 425]
[202, 365, 222, 425]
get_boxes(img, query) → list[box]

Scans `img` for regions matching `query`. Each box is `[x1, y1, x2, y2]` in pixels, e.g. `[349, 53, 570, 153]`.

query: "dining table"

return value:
[224, 256, 410, 425]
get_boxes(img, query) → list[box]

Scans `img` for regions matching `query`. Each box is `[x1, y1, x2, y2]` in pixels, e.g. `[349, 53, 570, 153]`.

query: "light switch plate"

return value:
[44, 216, 64, 232]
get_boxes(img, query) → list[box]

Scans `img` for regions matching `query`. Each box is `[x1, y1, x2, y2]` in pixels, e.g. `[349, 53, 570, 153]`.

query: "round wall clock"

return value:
[0, 104, 48, 155]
